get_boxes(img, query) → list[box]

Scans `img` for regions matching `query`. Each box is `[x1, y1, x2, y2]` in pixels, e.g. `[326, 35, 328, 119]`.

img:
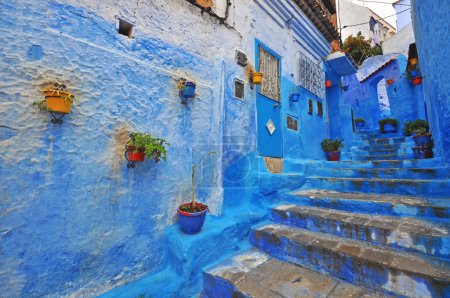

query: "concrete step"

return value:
[354, 134, 406, 141]
[272, 205, 450, 259]
[304, 176, 450, 197]
[202, 249, 389, 298]
[351, 148, 410, 156]
[290, 189, 450, 220]
[336, 157, 443, 169]
[351, 143, 406, 151]
[312, 166, 450, 180]
[251, 224, 450, 297]
[351, 153, 413, 161]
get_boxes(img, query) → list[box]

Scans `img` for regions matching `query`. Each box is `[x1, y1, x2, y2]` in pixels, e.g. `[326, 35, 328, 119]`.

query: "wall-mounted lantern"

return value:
[325, 80, 332, 88]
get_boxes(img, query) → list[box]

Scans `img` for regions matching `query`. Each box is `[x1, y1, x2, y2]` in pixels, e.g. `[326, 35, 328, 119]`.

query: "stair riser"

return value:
[311, 168, 450, 179]
[352, 140, 412, 147]
[351, 154, 413, 161]
[250, 229, 449, 297]
[202, 273, 237, 298]
[288, 194, 449, 220]
[305, 178, 450, 197]
[351, 149, 409, 156]
[271, 209, 450, 259]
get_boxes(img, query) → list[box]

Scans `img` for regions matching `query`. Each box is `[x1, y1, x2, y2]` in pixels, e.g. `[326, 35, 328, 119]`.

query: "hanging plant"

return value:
[33, 83, 77, 123]
[125, 132, 169, 167]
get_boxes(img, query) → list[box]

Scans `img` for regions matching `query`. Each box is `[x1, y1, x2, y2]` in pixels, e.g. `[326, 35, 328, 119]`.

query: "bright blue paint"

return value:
[177, 209, 207, 234]
[255, 39, 283, 158]
[26, 45, 44, 61]
[412, 0, 450, 164]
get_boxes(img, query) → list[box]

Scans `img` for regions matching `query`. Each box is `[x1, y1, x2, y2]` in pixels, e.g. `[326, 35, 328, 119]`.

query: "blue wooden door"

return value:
[256, 42, 283, 157]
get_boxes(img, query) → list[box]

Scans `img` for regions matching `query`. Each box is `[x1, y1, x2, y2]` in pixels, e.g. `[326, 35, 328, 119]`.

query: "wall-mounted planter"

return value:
[412, 77, 423, 85]
[126, 146, 145, 162]
[289, 92, 300, 102]
[33, 84, 76, 124]
[386, 79, 394, 85]
[325, 80, 332, 88]
[253, 72, 263, 85]
[178, 79, 197, 104]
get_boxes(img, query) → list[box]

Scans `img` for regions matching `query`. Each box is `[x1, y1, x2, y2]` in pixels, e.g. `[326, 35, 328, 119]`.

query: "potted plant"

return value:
[178, 78, 197, 104]
[125, 132, 169, 166]
[177, 151, 216, 234]
[412, 127, 433, 146]
[412, 76, 423, 86]
[378, 118, 398, 134]
[321, 138, 344, 161]
[402, 119, 429, 136]
[355, 118, 365, 129]
[289, 87, 300, 102]
[253, 72, 263, 85]
[33, 83, 76, 123]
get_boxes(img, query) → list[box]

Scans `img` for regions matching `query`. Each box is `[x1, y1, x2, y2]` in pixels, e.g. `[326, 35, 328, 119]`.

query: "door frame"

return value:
[255, 39, 283, 157]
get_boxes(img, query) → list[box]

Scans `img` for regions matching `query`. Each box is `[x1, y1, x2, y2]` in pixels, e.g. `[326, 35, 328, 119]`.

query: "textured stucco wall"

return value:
[0, 0, 334, 296]
[343, 57, 425, 132]
[412, 0, 450, 164]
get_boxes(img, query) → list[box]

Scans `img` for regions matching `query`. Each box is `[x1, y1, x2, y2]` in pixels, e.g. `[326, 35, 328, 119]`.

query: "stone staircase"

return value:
[202, 132, 450, 297]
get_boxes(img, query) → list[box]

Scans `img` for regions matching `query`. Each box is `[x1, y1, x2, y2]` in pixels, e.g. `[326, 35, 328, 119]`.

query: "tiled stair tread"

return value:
[254, 224, 450, 281]
[292, 189, 450, 207]
[273, 205, 449, 237]
[203, 249, 389, 298]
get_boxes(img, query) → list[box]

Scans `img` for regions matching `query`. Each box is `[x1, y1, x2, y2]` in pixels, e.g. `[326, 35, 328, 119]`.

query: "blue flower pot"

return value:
[409, 70, 418, 77]
[412, 146, 433, 159]
[413, 134, 432, 146]
[356, 121, 365, 129]
[177, 203, 208, 234]
[289, 93, 300, 102]
[180, 82, 196, 99]
[382, 123, 396, 133]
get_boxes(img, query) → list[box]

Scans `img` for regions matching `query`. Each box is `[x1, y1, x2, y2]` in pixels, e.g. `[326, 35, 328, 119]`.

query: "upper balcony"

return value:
[293, 0, 338, 42]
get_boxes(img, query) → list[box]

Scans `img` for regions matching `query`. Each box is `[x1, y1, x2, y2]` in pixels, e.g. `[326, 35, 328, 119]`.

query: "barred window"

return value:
[299, 52, 325, 99]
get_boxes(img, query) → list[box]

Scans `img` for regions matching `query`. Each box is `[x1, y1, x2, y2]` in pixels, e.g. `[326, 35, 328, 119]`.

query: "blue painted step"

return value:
[271, 205, 450, 260]
[304, 176, 450, 197]
[335, 157, 444, 169]
[351, 153, 413, 161]
[288, 189, 450, 221]
[250, 224, 450, 297]
[312, 166, 450, 180]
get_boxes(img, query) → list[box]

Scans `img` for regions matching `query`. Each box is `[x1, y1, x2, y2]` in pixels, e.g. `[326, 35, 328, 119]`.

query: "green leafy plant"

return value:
[33, 82, 77, 111]
[127, 132, 169, 162]
[413, 127, 431, 136]
[342, 32, 383, 65]
[403, 119, 429, 136]
[321, 138, 344, 152]
[355, 118, 365, 123]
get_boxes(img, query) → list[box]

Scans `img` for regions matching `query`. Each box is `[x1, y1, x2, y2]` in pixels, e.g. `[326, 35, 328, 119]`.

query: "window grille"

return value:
[317, 101, 323, 117]
[308, 99, 313, 115]
[299, 52, 325, 99]
[259, 46, 280, 102]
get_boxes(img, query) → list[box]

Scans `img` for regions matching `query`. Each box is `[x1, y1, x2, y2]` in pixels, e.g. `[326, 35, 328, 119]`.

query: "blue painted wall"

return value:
[412, 0, 450, 164]
[343, 56, 426, 133]
[0, 0, 348, 296]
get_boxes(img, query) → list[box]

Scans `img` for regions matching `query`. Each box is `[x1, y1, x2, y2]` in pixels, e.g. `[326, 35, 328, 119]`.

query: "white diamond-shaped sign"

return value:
[266, 119, 276, 135]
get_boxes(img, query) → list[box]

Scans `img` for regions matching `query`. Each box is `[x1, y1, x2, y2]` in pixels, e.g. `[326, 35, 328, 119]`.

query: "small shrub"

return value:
[321, 138, 344, 152]
[355, 118, 365, 123]
[403, 119, 429, 136]
[378, 118, 398, 133]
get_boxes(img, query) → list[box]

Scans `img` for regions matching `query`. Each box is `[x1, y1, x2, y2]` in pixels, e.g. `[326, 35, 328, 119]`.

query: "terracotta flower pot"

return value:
[44, 91, 72, 114]
[412, 77, 422, 86]
[126, 146, 145, 162]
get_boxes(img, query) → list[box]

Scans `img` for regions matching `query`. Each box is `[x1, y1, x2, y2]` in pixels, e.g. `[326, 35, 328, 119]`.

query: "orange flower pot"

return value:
[253, 72, 263, 85]
[44, 91, 72, 114]
[387, 79, 394, 85]
[325, 80, 332, 88]
[126, 146, 145, 162]
[412, 77, 422, 86]
[410, 58, 418, 65]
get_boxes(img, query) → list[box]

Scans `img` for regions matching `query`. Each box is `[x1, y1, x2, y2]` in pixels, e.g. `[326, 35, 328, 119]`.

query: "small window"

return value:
[287, 115, 298, 131]
[234, 79, 244, 100]
[317, 101, 323, 117]
[308, 99, 313, 115]
[118, 19, 133, 38]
